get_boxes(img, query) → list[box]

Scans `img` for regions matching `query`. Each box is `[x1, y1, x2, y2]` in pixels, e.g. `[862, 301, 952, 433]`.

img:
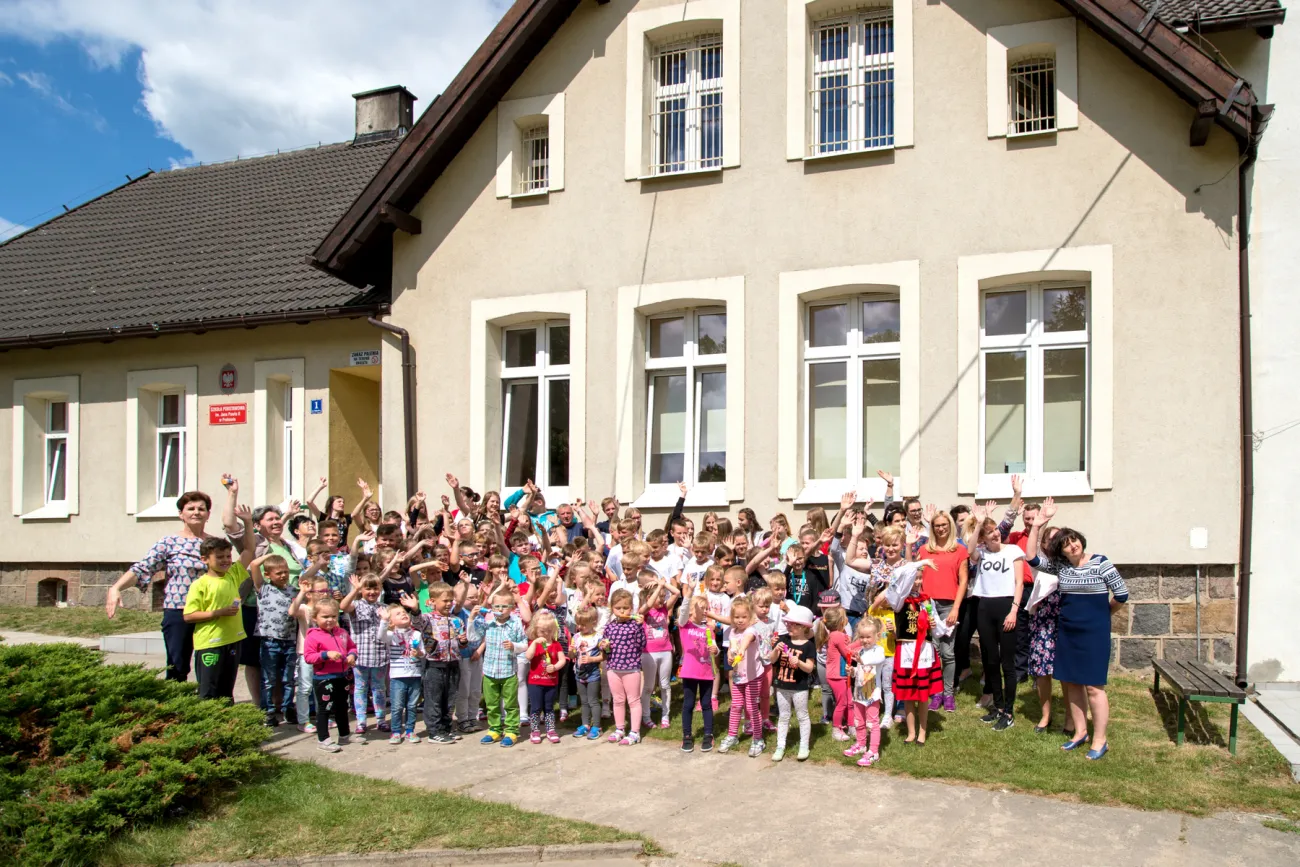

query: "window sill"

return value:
[509, 189, 550, 199]
[634, 166, 724, 182]
[632, 483, 729, 510]
[800, 144, 897, 162]
[974, 473, 1093, 500]
[136, 500, 181, 520]
[21, 503, 72, 521]
[1004, 128, 1059, 140]
[794, 478, 902, 506]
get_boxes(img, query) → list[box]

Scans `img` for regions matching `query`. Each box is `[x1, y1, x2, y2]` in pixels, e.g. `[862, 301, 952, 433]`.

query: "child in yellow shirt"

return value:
[866, 601, 897, 727]
[183, 527, 254, 700]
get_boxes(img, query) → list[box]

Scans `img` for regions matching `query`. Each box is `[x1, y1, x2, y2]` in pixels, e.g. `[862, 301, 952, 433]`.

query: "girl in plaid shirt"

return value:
[341, 575, 389, 735]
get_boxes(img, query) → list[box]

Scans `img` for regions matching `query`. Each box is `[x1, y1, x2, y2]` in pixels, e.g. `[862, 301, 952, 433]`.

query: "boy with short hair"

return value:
[404, 583, 466, 744]
[184, 530, 255, 701]
[342, 574, 390, 734]
[611, 540, 649, 610]
[479, 589, 528, 747]
[251, 553, 298, 725]
[682, 531, 715, 595]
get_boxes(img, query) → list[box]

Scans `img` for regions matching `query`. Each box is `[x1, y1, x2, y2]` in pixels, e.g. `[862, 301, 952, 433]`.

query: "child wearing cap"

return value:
[771, 604, 817, 762]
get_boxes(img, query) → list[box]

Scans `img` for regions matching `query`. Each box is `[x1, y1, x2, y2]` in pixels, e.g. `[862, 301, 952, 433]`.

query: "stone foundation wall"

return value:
[1110, 564, 1237, 671]
[0, 563, 155, 610]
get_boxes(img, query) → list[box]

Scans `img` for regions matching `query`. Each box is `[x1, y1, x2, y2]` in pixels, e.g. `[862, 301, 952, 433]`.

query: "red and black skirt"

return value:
[892, 639, 943, 702]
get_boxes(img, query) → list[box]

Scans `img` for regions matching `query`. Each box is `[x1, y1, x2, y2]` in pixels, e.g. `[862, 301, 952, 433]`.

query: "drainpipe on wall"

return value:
[1234, 105, 1270, 687]
[368, 316, 418, 501]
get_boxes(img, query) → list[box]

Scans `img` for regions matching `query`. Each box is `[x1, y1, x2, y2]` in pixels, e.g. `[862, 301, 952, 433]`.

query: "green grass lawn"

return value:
[0, 605, 162, 637]
[99, 757, 643, 866]
[630, 669, 1300, 819]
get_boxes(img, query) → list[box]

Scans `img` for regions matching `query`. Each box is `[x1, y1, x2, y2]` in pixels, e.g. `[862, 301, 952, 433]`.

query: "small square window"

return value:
[984, 291, 1027, 336]
[517, 121, 550, 194]
[161, 393, 182, 427]
[48, 400, 68, 434]
[649, 317, 685, 359]
[809, 304, 849, 348]
[505, 329, 537, 369]
[1009, 56, 1056, 136]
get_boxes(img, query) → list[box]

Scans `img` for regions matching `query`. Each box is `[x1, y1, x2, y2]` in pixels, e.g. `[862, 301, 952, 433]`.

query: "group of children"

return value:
[179, 471, 1057, 768]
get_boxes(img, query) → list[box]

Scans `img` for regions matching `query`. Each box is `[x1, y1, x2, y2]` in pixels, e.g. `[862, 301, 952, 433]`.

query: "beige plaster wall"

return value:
[0, 320, 379, 563]
[386, 0, 1244, 564]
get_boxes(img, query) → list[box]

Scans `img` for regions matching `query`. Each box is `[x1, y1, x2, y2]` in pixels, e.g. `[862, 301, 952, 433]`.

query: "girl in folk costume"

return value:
[871, 556, 946, 745]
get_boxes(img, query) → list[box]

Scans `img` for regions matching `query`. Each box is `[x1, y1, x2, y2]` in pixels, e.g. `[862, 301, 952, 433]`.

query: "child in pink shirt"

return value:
[719, 595, 766, 757]
[638, 577, 679, 730]
[677, 585, 717, 752]
[302, 598, 360, 752]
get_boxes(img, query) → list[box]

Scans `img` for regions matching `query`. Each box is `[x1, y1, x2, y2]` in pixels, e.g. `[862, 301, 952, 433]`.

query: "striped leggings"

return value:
[727, 678, 764, 738]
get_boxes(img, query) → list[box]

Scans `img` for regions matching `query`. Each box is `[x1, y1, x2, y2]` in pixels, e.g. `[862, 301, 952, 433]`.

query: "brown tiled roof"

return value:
[1142, 0, 1287, 29]
[0, 136, 400, 348]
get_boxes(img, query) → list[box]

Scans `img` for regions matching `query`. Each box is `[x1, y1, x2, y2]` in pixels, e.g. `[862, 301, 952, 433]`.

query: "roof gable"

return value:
[311, 0, 1268, 284]
[1143, 0, 1287, 32]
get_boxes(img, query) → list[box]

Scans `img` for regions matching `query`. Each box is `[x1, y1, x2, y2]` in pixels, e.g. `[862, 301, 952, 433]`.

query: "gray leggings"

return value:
[576, 678, 602, 727]
[776, 688, 811, 751]
[932, 600, 957, 698]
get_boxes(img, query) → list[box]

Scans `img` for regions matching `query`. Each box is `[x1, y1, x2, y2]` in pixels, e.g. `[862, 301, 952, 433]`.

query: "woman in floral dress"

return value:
[1026, 527, 1065, 735]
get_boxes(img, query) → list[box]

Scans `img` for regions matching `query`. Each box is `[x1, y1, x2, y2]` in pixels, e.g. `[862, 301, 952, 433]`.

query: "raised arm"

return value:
[666, 481, 687, 532]
[234, 504, 257, 567]
[1025, 497, 1056, 562]
[221, 474, 241, 539]
[351, 478, 373, 528]
[446, 473, 472, 517]
[306, 477, 328, 519]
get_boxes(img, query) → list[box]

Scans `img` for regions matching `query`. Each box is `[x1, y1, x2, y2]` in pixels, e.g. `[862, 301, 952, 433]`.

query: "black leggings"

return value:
[975, 596, 1018, 715]
[680, 677, 715, 738]
[313, 676, 351, 741]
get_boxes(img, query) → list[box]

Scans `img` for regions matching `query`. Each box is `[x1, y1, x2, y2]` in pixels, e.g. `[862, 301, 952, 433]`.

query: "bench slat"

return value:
[1174, 660, 1224, 696]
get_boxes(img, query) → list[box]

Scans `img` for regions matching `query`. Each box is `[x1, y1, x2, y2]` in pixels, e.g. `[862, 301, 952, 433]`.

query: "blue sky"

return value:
[0, 0, 509, 242]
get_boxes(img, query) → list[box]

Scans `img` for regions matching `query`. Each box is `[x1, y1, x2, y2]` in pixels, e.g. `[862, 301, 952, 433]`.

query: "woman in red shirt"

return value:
[920, 511, 968, 713]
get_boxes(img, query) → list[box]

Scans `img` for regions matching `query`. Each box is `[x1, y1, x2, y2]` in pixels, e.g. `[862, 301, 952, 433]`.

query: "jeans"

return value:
[313, 675, 350, 741]
[880, 657, 896, 720]
[680, 676, 714, 738]
[975, 595, 1018, 715]
[161, 608, 195, 683]
[295, 656, 314, 724]
[456, 656, 484, 724]
[422, 663, 459, 736]
[932, 599, 957, 698]
[258, 638, 297, 715]
[389, 676, 421, 735]
[483, 674, 520, 736]
[527, 683, 558, 732]
[352, 664, 389, 724]
[776, 688, 811, 751]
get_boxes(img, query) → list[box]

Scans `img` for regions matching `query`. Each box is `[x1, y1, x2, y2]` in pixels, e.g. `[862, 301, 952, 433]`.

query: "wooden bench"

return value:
[1152, 658, 1246, 755]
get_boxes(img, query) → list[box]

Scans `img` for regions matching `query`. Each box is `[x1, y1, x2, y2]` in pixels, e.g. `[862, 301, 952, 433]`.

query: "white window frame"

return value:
[500, 320, 572, 502]
[495, 93, 565, 198]
[155, 392, 186, 503]
[986, 17, 1078, 139]
[1008, 54, 1057, 137]
[254, 359, 305, 508]
[44, 401, 69, 507]
[642, 308, 729, 502]
[624, 0, 741, 181]
[956, 246, 1113, 498]
[808, 7, 895, 156]
[786, 0, 913, 160]
[979, 283, 1089, 492]
[802, 294, 903, 490]
[470, 292, 587, 502]
[648, 35, 724, 176]
[12, 375, 80, 520]
[125, 367, 198, 518]
[518, 121, 550, 194]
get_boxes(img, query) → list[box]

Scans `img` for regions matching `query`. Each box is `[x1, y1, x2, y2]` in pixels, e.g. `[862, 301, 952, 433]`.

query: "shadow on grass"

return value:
[1149, 687, 1227, 749]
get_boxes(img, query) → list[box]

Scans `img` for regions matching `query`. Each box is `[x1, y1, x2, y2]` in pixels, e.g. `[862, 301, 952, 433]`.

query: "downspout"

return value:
[1234, 110, 1265, 687]
[368, 317, 418, 500]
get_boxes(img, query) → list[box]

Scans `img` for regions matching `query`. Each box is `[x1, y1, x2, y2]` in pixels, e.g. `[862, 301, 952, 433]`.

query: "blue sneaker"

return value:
[500, 735, 516, 748]
[573, 725, 589, 738]
[587, 726, 602, 740]
[480, 731, 502, 744]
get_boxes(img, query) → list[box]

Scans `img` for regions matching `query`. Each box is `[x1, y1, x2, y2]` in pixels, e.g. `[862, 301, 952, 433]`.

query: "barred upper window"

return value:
[649, 35, 724, 175]
[518, 121, 550, 194]
[809, 8, 895, 155]
[1008, 55, 1057, 136]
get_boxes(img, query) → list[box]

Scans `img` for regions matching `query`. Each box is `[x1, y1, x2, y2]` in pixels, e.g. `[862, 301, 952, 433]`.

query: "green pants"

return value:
[483, 674, 520, 736]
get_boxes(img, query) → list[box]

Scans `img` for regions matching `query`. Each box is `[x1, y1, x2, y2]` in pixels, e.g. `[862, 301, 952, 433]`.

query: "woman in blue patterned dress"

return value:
[1025, 499, 1127, 760]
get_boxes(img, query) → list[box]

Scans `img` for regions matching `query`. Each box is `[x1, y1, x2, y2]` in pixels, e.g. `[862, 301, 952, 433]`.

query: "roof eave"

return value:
[1186, 9, 1288, 34]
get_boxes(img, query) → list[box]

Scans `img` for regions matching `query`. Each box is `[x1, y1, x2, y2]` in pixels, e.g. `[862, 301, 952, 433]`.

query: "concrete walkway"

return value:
[267, 725, 1300, 866]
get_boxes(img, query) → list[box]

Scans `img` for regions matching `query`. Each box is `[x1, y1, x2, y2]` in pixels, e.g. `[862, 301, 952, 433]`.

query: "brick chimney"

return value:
[352, 86, 417, 143]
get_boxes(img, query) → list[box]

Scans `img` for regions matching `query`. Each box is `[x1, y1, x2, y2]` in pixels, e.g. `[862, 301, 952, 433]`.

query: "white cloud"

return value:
[0, 0, 511, 161]
[0, 217, 31, 242]
[15, 69, 107, 130]
[0, 70, 12, 85]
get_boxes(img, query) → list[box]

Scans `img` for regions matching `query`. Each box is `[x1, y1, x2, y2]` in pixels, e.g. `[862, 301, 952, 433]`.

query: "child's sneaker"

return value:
[587, 726, 602, 740]
[377, 720, 391, 732]
[619, 732, 641, 746]
[388, 733, 402, 744]
[943, 695, 957, 713]
[573, 725, 589, 738]
[299, 723, 317, 734]
[772, 747, 785, 762]
[480, 731, 502, 744]
[928, 694, 944, 712]
[717, 735, 738, 754]
[430, 733, 456, 744]
[530, 730, 543, 745]
[641, 716, 653, 731]
[831, 727, 849, 741]
[339, 735, 368, 746]
[659, 717, 671, 730]
[857, 751, 879, 767]
[701, 733, 715, 752]
[608, 728, 623, 743]
[406, 733, 422, 744]
[747, 739, 766, 758]
[681, 737, 694, 752]
[844, 743, 866, 757]
[500, 735, 516, 748]
[558, 709, 569, 723]
[881, 716, 894, 730]
[354, 723, 367, 735]
[762, 721, 777, 734]
[317, 740, 341, 753]
[546, 730, 560, 744]
[796, 746, 810, 761]
[477, 709, 487, 721]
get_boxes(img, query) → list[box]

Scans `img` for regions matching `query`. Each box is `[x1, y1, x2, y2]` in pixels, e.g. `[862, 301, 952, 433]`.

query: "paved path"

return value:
[9, 631, 1298, 866]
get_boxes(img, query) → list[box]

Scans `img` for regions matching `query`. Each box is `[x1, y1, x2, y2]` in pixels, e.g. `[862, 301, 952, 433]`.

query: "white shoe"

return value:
[317, 740, 341, 753]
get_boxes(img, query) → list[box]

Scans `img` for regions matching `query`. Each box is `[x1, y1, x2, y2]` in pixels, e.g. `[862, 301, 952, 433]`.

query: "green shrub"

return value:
[0, 643, 267, 867]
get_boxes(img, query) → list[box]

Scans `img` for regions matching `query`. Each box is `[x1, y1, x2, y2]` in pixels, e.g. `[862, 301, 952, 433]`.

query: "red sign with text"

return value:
[208, 403, 247, 425]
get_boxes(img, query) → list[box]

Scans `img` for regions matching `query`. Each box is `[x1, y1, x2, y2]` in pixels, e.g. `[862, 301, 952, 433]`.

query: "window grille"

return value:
[518, 123, 550, 193]
[649, 35, 723, 175]
[810, 9, 894, 155]
[1009, 57, 1057, 136]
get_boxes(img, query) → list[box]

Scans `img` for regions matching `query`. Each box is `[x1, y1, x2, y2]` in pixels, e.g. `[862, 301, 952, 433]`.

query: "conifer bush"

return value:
[0, 643, 267, 866]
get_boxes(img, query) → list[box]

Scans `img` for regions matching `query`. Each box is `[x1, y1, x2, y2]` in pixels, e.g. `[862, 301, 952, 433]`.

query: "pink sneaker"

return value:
[843, 743, 866, 757]
[943, 695, 957, 713]
[529, 731, 542, 745]
[857, 751, 879, 767]
[546, 730, 560, 744]
[659, 718, 671, 730]
[608, 729, 623, 743]
[354, 723, 367, 734]
[928, 694, 943, 711]
[763, 721, 777, 733]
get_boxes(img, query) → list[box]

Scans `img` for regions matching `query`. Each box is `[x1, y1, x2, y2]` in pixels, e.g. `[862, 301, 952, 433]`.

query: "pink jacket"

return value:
[303, 626, 357, 676]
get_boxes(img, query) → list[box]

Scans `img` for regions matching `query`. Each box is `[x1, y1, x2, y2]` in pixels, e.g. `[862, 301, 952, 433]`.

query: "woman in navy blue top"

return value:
[1025, 498, 1127, 761]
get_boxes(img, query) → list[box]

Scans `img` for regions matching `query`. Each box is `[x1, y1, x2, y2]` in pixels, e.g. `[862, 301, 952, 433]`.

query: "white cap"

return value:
[783, 604, 815, 627]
